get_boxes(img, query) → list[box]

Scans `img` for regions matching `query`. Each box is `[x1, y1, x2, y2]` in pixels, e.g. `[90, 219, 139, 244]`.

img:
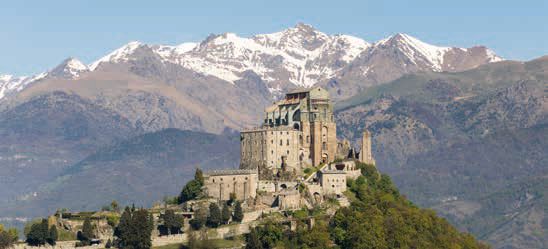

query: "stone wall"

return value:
[204, 170, 258, 201]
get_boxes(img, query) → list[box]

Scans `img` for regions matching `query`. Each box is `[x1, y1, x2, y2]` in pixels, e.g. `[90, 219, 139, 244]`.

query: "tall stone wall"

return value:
[204, 170, 258, 201]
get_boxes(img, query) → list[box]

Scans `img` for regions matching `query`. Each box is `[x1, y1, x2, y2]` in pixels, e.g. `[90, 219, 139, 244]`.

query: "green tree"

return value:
[194, 168, 204, 186]
[81, 217, 94, 242]
[245, 228, 262, 249]
[132, 209, 152, 249]
[256, 221, 283, 249]
[190, 207, 207, 230]
[232, 201, 244, 223]
[111, 200, 120, 212]
[221, 202, 231, 224]
[162, 209, 183, 235]
[26, 219, 49, 246]
[207, 203, 221, 228]
[47, 225, 58, 245]
[178, 180, 202, 204]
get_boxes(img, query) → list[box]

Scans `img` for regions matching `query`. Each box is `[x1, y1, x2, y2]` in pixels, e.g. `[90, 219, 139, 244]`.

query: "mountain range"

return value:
[0, 24, 544, 249]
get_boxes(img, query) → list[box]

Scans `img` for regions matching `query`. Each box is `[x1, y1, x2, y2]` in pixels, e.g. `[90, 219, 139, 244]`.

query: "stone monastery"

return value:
[203, 87, 375, 210]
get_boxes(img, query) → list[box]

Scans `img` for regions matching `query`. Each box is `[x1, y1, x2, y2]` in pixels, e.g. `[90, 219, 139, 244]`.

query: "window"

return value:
[280, 140, 283, 146]
[286, 139, 289, 145]
[271, 150, 274, 154]
[286, 131, 289, 135]
[271, 140, 274, 144]
[287, 150, 290, 155]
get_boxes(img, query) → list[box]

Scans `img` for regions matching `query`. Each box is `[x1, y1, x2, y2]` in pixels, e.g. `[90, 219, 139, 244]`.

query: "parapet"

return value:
[204, 169, 258, 176]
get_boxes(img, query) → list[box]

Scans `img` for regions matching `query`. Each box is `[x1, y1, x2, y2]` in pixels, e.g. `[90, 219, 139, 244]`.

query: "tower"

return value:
[359, 130, 375, 165]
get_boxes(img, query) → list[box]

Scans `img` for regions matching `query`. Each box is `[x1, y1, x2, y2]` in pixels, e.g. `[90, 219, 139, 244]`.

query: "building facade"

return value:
[240, 87, 338, 175]
[203, 169, 258, 201]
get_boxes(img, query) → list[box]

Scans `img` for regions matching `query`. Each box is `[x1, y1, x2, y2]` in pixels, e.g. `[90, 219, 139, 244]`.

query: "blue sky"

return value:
[1, 0, 547, 75]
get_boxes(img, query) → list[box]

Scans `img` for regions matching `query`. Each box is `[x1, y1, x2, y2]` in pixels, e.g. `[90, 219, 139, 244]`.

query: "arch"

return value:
[280, 184, 288, 189]
[293, 123, 300, 130]
[313, 192, 322, 203]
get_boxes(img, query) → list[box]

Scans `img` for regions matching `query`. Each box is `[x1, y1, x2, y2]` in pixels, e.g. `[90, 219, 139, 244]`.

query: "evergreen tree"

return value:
[189, 207, 207, 230]
[47, 225, 58, 246]
[162, 209, 184, 235]
[207, 203, 221, 228]
[26, 219, 49, 246]
[221, 203, 231, 224]
[131, 209, 152, 249]
[232, 201, 244, 223]
[0, 227, 17, 249]
[81, 217, 94, 242]
[116, 207, 132, 246]
[245, 228, 262, 249]
[194, 168, 204, 186]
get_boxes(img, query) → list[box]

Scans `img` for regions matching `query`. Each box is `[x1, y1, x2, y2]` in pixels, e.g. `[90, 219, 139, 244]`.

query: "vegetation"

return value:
[221, 202, 231, 225]
[0, 224, 18, 249]
[207, 203, 222, 228]
[246, 162, 490, 249]
[26, 219, 57, 246]
[160, 209, 184, 235]
[178, 169, 205, 204]
[115, 207, 154, 249]
[328, 162, 490, 249]
[232, 201, 244, 223]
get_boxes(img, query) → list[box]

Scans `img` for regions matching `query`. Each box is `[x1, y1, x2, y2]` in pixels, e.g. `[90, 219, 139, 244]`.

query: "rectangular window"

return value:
[280, 140, 283, 146]
[287, 139, 289, 146]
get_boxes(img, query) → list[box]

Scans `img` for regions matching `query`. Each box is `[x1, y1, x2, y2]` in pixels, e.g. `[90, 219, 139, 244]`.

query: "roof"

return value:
[287, 87, 311, 94]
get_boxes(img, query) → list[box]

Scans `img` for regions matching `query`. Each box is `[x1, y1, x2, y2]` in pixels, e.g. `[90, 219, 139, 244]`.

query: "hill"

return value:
[0, 128, 240, 217]
[334, 57, 547, 248]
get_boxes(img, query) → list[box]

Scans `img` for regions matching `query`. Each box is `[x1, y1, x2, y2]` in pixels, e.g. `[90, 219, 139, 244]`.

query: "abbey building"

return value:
[203, 87, 375, 209]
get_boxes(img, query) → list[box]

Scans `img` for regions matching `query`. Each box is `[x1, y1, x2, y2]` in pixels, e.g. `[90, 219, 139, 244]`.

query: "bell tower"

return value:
[359, 130, 375, 165]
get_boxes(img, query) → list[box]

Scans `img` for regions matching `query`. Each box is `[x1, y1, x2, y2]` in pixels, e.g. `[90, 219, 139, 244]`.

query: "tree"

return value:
[111, 200, 120, 212]
[162, 209, 183, 235]
[115, 208, 153, 249]
[26, 219, 49, 246]
[190, 207, 207, 230]
[221, 203, 231, 224]
[178, 180, 202, 204]
[0, 226, 18, 249]
[47, 225, 58, 245]
[81, 217, 94, 242]
[232, 201, 244, 223]
[207, 203, 221, 228]
[245, 228, 262, 249]
[194, 168, 204, 186]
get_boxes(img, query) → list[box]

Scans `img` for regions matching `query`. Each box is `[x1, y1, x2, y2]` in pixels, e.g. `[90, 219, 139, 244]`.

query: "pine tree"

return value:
[233, 201, 244, 223]
[81, 217, 94, 242]
[116, 207, 132, 246]
[194, 168, 204, 186]
[207, 203, 221, 228]
[132, 209, 152, 249]
[221, 203, 231, 224]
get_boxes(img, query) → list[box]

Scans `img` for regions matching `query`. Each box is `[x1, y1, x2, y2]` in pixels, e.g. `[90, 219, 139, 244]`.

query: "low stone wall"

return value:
[12, 241, 102, 249]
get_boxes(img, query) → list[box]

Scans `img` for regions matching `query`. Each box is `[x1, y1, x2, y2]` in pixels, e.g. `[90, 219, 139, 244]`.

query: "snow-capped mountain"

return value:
[49, 57, 89, 78]
[1, 23, 504, 102]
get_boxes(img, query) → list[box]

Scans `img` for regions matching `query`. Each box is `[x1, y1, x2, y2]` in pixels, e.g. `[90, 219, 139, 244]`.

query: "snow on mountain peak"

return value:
[376, 33, 452, 71]
[49, 57, 89, 78]
[89, 41, 143, 70]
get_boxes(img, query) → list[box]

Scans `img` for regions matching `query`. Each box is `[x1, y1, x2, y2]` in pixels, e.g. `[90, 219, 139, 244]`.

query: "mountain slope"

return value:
[334, 56, 548, 249]
[0, 128, 240, 217]
[0, 92, 140, 205]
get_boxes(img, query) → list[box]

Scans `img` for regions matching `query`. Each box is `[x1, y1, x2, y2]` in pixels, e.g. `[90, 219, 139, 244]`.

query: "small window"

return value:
[271, 140, 274, 144]
[286, 139, 289, 145]
[280, 140, 283, 146]
[271, 150, 274, 154]
[286, 131, 289, 135]
[287, 150, 290, 154]
[213, 179, 215, 183]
